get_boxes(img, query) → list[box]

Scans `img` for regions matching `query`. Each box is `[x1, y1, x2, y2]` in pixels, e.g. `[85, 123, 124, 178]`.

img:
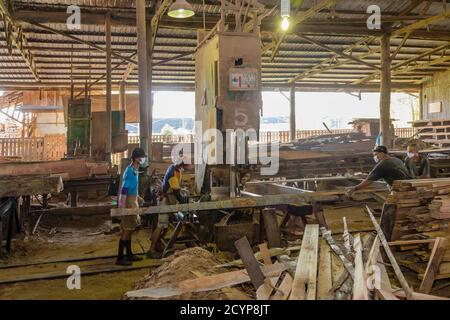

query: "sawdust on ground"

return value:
[132, 247, 246, 300]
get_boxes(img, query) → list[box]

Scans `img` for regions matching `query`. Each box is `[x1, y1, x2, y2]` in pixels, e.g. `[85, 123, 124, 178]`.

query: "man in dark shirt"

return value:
[346, 145, 411, 196]
[404, 143, 431, 179]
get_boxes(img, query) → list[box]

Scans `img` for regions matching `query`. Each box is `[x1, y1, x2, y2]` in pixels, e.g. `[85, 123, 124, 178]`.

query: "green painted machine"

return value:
[66, 98, 91, 158]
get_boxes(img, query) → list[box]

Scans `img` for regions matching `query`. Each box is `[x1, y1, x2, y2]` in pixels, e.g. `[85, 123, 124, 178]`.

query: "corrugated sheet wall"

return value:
[422, 69, 450, 119]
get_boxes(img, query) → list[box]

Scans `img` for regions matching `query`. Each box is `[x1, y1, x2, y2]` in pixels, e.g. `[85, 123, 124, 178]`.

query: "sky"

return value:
[152, 91, 417, 131]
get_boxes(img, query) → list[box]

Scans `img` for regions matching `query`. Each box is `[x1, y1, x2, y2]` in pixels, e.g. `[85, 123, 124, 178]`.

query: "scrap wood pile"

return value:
[387, 178, 450, 293]
[125, 207, 448, 300]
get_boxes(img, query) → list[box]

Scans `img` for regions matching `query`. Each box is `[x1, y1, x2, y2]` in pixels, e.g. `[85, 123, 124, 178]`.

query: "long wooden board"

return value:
[111, 188, 388, 217]
[419, 237, 448, 293]
[290, 224, 319, 300]
[317, 240, 332, 300]
[353, 234, 369, 300]
[125, 263, 287, 299]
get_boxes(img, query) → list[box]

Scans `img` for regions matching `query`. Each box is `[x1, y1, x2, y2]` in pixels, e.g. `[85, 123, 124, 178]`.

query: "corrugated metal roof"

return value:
[0, 0, 447, 89]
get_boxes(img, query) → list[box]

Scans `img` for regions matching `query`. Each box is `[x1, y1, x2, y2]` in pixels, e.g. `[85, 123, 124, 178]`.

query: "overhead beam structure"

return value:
[0, 0, 39, 81]
[269, 0, 337, 61]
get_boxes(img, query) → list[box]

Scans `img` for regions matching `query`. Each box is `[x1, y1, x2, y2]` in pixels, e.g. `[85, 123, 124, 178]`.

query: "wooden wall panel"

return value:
[422, 69, 450, 120]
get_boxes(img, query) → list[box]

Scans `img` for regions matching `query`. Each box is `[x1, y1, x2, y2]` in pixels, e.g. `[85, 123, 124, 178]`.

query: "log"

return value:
[0, 159, 109, 180]
[0, 175, 63, 197]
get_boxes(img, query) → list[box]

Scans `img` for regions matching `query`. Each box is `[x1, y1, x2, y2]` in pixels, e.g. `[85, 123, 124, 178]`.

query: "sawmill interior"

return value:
[1, 0, 450, 303]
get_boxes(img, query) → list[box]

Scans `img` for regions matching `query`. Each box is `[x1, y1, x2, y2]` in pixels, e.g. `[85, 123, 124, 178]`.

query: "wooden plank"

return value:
[290, 224, 319, 300]
[262, 208, 282, 248]
[379, 203, 397, 241]
[270, 273, 293, 300]
[126, 263, 287, 299]
[215, 245, 301, 268]
[234, 236, 265, 290]
[393, 290, 449, 300]
[365, 205, 414, 299]
[190, 270, 250, 300]
[258, 242, 272, 265]
[317, 240, 333, 300]
[111, 189, 389, 217]
[419, 237, 448, 294]
[353, 234, 369, 300]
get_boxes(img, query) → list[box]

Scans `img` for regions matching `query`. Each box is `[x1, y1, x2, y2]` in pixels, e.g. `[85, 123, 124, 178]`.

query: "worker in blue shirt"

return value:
[116, 147, 147, 266]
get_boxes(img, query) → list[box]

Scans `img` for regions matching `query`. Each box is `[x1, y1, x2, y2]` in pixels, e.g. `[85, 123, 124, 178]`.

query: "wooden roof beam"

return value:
[28, 22, 137, 65]
[0, 0, 39, 81]
[268, 0, 337, 61]
[295, 34, 381, 70]
[122, 0, 171, 82]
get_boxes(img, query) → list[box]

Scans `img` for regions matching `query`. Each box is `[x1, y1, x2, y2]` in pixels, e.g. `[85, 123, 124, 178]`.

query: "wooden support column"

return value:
[136, 0, 150, 155]
[105, 13, 112, 162]
[145, 8, 153, 160]
[419, 86, 424, 120]
[290, 83, 296, 141]
[379, 31, 392, 147]
[119, 81, 126, 111]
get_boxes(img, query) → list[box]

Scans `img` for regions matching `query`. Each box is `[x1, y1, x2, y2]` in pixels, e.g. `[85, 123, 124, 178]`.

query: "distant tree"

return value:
[161, 124, 175, 136]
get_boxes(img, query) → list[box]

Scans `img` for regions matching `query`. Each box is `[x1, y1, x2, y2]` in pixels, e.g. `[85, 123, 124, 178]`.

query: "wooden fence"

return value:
[129, 127, 417, 144]
[0, 134, 66, 162]
[0, 128, 417, 163]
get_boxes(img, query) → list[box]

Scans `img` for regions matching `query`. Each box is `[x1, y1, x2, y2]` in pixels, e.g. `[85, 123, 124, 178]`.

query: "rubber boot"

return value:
[116, 240, 132, 266]
[126, 240, 143, 261]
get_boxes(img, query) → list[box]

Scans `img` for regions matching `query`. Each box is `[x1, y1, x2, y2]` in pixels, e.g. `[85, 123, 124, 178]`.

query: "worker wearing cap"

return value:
[115, 147, 147, 266]
[404, 143, 431, 179]
[147, 156, 189, 258]
[346, 145, 411, 196]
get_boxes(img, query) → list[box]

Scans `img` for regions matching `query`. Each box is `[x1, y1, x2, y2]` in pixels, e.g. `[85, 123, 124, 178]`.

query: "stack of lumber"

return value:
[429, 197, 450, 219]
[389, 179, 450, 238]
[412, 119, 450, 148]
[0, 159, 110, 180]
[387, 179, 450, 288]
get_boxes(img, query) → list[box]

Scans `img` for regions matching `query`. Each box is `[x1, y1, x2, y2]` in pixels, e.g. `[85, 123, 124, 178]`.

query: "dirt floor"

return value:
[0, 210, 158, 300]
[3, 198, 448, 300]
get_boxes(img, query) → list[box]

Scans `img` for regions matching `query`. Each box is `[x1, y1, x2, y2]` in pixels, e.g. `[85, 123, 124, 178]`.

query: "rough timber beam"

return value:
[29, 22, 137, 65]
[391, 9, 450, 38]
[122, 0, 171, 82]
[287, 0, 427, 84]
[269, 0, 337, 61]
[0, 0, 39, 81]
[353, 9, 450, 85]
[296, 34, 381, 70]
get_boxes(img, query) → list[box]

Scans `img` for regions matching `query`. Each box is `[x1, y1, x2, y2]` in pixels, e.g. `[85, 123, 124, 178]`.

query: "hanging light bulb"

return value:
[281, 16, 290, 31]
[280, 0, 291, 31]
[168, 0, 195, 19]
